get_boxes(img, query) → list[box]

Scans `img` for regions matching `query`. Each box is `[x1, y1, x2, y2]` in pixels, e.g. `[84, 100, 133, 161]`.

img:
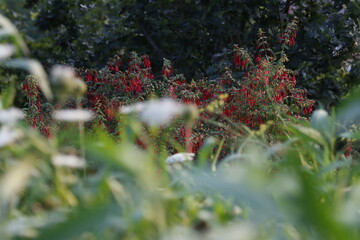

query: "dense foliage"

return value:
[1, 0, 359, 105]
[24, 20, 314, 154]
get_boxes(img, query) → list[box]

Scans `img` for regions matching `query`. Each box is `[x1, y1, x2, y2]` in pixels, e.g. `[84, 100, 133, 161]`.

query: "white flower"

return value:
[53, 109, 93, 122]
[0, 108, 24, 123]
[140, 99, 186, 126]
[166, 152, 195, 165]
[120, 98, 187, 126]
[0, 44, 15, 61]
[0, 125, 23, 147]
[311, 109, 330, 132]
[120, 102, 146, 114]
[50, 65, 75, 83]
[52, 154, 86, 168]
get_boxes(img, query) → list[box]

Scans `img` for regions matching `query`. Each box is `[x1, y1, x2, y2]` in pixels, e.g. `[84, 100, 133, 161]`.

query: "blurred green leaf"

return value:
[0, 14, 29, 56]
[0, 77, 16, 108]
[36, 202, 122, 240]
[197, 137, 217, 166]
[3, 58, 52, 99]
[288, 124, 326, 146]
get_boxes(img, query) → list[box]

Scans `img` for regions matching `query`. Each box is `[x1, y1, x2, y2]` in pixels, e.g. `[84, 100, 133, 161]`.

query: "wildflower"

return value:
[166, 152, 195, 165]
[311, 109, 330, 132]
[108, 64, 119, 72]
[85, 72, 93, 82]
[233, 46, 252, 69]
[140, 99, 187, 126]
[52, 154, 86, 168]
[50, 65, 75, 84]
[128, 53, 141, 73]
[281, 19, 298, 46]
[50, 65, 87, 98]
[233, 54, 242, 68]
[120, 102, 146, 114]
[162, 58, 173, 78]
[0, 44, 15, 61]
[120, 98, 191, 126]
[143, 55, 151, 68]
[0, 108, 24, 123]
[53, 109, 93, 122]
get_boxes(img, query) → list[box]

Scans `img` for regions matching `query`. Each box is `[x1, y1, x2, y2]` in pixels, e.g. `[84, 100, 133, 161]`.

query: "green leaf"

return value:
[0, 14, 29, 56]
[337, 87, 360, 126]
[36, 202, 122, 240]
[0, 77, 16, 108]
[197, 137, 218, 166]
[288, 124, 326, 146]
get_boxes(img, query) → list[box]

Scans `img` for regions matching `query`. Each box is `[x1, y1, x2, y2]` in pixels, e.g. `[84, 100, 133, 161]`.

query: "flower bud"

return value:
[311, 109, 331, 134]
[73, 78, 87, 97]
[50, 65, 87, 99]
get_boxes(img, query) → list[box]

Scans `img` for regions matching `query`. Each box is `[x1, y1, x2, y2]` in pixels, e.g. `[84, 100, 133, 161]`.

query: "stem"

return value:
[212, 138, 225, 172]
[76, 97, 86, 177]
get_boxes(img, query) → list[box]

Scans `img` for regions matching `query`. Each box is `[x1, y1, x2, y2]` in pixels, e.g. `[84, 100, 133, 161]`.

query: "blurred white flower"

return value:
[166, 152, 195, 165]
[311, 109, 330, 132]
[52, 154, 86, 168]
[311, 109, 328, 121]
[0, 108, 24, 123]
[0, 44, 15, 61]
[120, 98, 187, 126]
[53, 109, 93, 122]
[50, 65, 87, 98]
[140, 99, 186, 126]
[0, 125, 23, 147]
[50, 65, 75, 83]
[120, 102, 146, 114]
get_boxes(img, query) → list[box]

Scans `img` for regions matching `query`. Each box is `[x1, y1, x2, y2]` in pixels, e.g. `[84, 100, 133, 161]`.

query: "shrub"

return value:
[23, 20, 315, 154]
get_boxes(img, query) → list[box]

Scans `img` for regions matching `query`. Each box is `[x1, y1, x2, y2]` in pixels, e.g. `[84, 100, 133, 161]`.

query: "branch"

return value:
[139, 23, 168, 59]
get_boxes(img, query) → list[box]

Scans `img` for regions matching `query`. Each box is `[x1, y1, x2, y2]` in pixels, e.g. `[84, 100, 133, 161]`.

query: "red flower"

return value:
[255, 55, 262, 63]
[143, 55, 151, 68]
[162, 68, 173, 78]
[162, 59, 173, 78]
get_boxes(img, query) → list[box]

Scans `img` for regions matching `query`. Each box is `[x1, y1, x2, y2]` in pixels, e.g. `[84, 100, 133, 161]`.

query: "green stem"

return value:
[76, 97, 86, 177]
[212, 138, 225, 172]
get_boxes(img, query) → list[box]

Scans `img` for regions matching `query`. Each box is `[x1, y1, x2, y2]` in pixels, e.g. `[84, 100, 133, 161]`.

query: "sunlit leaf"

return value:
[3, 58, 53, 99]
[0, 77, 16, 108]
[288, 124, 326, 146]
[0, 160, 34, 206]
[0, 14, 29, 56]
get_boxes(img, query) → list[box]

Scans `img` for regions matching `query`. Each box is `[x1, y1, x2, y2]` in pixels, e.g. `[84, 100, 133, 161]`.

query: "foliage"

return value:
[88, 21, 313, 146]
[1, 0, 359, 106]
[22, 75, 52, 137]
[19, 21, 309, 154]
[1, 9, 360, 240]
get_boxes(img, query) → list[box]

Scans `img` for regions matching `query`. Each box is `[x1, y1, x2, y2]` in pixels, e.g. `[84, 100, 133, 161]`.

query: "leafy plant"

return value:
[1, 10, 360, 240]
